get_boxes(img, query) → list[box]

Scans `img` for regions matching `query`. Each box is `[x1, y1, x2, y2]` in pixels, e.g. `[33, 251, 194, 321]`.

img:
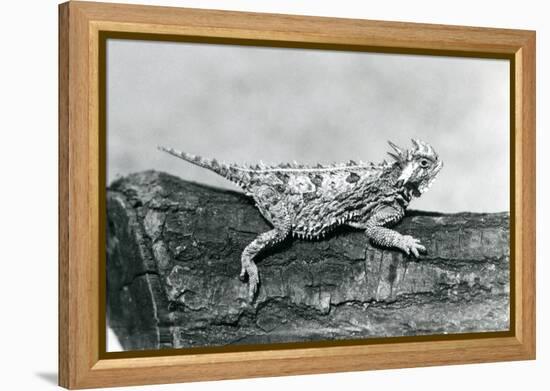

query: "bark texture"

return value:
[106, 171, 510, 351]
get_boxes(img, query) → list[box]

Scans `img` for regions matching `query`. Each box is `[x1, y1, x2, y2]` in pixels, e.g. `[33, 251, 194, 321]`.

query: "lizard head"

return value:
[387, 139, 443, 196]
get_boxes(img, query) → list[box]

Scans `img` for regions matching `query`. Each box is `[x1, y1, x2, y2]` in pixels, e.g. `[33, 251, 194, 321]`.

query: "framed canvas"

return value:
[58, 1, 536, 389]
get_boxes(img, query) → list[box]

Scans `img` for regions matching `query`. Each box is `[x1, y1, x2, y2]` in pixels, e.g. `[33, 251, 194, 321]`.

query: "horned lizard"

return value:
[159, 139, 443, 301]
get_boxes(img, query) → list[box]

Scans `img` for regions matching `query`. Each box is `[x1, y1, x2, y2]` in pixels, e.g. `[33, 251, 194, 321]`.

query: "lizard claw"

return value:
[402, 235, 425, 258]
[248, 281, 258, 302]
[240, 262, 260, 302]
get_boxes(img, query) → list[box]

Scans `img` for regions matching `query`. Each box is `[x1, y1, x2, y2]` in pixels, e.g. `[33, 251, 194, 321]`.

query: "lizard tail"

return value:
[158, 146, 249, 188]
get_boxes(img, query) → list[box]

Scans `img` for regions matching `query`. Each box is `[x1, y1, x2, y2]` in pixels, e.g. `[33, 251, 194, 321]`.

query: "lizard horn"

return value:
[426, 142, 435, 155]
[388, 141, 405, 163]
[415, 139, 431, 154]
[387, 152, 400, 161]
[388, 141, 404, 157]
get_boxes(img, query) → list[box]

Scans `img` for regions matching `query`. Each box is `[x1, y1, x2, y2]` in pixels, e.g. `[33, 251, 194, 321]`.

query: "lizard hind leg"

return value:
[239, 227, 289, 302]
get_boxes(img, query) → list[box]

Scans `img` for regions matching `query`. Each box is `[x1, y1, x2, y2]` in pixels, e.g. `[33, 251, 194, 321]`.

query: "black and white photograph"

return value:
[105, 38, 510, 352]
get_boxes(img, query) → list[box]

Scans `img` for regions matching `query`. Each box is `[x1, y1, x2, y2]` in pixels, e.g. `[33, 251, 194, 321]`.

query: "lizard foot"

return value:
[401, 235, 426, 257]
[239, 262, 259, 301]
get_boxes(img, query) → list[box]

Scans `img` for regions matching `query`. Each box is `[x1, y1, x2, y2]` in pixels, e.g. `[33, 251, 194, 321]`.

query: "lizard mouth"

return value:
[401, 182, 422, 197]
[410, 185, 422, 197]
[400, 181, 422, 197]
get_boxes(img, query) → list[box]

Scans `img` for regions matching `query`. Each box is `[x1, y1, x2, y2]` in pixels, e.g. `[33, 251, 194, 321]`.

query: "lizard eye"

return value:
[419, 159, 430, 168]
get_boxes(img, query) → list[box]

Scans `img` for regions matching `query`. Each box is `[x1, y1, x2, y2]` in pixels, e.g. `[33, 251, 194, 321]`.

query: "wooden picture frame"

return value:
[59, 1, 536, 389]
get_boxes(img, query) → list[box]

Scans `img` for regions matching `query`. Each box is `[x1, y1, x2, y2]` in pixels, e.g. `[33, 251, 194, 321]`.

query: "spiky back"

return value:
[160, 146, 389, 190]
[159, 147, 252, 188]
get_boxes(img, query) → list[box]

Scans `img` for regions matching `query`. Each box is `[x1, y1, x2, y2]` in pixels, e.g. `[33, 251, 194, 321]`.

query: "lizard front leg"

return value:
[348, 205, 425, 257]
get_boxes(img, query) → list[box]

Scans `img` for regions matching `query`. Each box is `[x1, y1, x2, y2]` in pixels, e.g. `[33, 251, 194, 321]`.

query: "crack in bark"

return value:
[121, 270, 160, 290]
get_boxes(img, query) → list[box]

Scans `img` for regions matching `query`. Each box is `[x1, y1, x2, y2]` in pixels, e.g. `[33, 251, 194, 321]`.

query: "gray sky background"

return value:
[107, 39, 509, 213]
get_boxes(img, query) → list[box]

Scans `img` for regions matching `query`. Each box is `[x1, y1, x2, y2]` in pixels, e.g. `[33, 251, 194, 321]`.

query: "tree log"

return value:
[106, 171, 510, 351]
